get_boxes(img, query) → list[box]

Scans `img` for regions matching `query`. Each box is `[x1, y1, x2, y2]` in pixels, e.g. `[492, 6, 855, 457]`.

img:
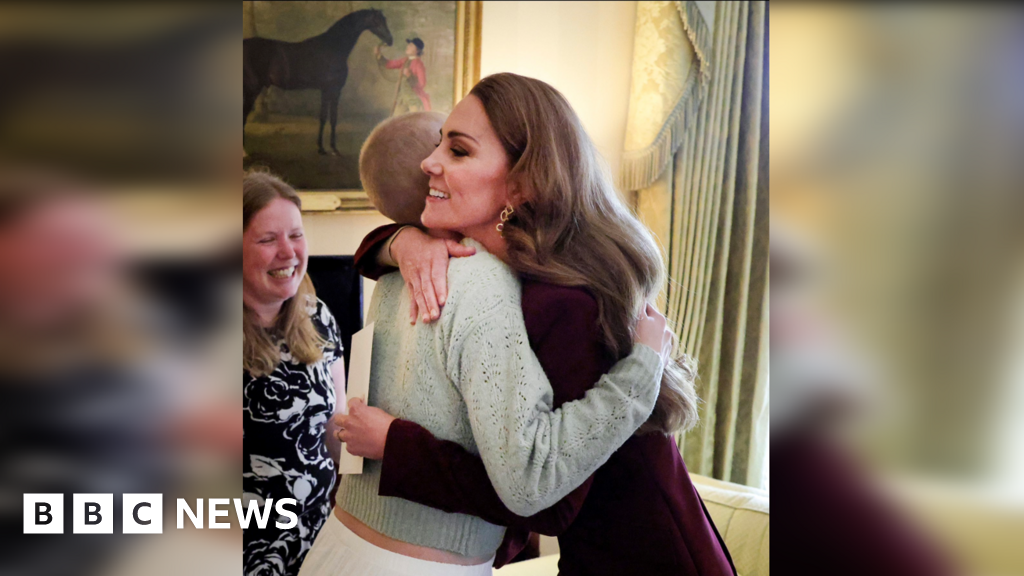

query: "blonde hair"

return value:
[243, 169, 329, 377]
[471, 73, 699, 434]
[359, 111, 446, 224]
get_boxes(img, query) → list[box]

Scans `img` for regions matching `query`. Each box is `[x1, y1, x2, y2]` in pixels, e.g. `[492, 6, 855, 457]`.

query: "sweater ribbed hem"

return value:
[335, 468, 505, 558]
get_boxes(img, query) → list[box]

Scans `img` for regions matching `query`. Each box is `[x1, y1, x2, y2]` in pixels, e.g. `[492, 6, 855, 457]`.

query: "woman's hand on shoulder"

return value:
[635, 303, 674, 366]
[334, 398, 397, 460]
[391, 227, 475, 324]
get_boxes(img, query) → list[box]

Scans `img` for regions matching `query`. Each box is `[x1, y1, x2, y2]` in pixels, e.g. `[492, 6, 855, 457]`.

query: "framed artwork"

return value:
[242, 1, 482, 212]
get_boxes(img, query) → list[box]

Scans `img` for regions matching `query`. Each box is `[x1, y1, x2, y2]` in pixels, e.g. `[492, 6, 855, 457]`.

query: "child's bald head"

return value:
[359, 111, 446, 224]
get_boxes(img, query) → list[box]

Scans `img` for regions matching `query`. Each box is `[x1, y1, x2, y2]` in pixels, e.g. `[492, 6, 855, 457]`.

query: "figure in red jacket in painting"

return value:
[375, 37, 431, 115]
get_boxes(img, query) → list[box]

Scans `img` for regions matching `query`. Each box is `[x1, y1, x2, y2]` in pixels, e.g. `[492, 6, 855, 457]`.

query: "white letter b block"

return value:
[24, 494, 63, 534]
[73, 493, 113, 534]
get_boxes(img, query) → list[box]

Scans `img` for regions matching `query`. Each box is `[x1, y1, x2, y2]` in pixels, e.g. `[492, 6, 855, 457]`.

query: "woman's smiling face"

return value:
[419, 95, 511, 244]
[242, 197, 307, 317]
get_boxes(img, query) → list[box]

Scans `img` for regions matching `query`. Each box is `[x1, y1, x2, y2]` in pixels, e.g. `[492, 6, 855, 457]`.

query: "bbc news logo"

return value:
[24, 494, 297, 534]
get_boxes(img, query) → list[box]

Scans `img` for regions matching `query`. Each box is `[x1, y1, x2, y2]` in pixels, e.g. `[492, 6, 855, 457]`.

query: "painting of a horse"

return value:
[244, 8, 393, 155]
[242, 1, 459, 191]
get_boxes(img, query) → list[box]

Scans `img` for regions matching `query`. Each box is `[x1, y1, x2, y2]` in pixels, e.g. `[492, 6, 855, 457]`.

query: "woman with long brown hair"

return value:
[243, 169, 347, 576]
[297, 107, 672, 575]
[336, 73, 735, 575]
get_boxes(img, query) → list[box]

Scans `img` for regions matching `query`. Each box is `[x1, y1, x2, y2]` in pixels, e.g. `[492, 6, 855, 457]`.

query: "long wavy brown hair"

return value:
[471, 73, 699, 434]
[243, 169, 329, 377]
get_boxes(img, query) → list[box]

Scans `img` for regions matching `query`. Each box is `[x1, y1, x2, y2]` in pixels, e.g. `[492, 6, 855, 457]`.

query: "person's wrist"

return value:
[388, 225, 413, 263]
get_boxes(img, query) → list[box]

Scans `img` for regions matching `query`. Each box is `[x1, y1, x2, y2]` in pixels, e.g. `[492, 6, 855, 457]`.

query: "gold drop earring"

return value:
[497, 204, 515, 236]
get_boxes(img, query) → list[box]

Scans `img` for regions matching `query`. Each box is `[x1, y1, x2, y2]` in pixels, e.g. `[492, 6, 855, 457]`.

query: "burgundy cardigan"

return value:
[353, 224, 735, 576]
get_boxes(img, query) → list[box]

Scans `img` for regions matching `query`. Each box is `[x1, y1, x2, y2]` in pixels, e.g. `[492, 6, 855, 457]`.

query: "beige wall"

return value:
[304, 211, 392, 257]
[480, 1, 637, 184]
[304, 1, 639, 317]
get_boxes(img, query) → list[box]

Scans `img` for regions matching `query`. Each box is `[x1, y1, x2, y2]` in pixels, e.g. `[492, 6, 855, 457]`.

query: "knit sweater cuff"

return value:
[632, 342, 661, 365]
[626, 342, 665, 399]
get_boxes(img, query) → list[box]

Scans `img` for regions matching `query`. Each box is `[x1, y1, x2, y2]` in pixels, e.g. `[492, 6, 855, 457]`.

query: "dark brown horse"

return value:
[244, 9, 393, 155]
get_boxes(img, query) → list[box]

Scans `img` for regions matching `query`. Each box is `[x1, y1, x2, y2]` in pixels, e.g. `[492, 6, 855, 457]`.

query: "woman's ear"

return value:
[505, 176, 531, 207]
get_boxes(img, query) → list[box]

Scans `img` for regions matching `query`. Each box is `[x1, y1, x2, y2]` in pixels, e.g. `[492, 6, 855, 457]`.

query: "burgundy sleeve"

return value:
[353, 223, 405, 280]
[377, 288, 610, 536]
[379, 419, 591, 536]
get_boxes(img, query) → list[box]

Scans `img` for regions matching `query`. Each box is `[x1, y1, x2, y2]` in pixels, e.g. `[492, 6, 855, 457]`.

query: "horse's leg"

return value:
[317, 90, 330, 155]
[329, 87, 342, 155]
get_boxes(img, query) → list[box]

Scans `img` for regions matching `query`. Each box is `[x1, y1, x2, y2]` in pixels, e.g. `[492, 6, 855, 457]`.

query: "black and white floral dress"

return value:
[243, 297, 342, 576]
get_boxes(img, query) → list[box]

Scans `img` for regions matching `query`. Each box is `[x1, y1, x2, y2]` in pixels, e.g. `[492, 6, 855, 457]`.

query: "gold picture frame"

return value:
[289, 1, 482, 213]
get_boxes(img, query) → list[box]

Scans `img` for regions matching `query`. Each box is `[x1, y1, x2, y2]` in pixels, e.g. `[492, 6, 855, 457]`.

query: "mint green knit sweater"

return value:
[334, 240, 663, 558]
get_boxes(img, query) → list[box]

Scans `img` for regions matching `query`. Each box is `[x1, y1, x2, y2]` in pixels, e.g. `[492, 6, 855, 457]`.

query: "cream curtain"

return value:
[622, 1, 768, 487]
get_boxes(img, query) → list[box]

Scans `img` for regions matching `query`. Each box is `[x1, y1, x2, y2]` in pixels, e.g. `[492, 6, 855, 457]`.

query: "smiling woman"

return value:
[328, 73, 731, 576]
[420, 95, 513, 260]
[242, 169, 348, 576]
[244, 197, 306, 317]
[243, 171, 324, 373]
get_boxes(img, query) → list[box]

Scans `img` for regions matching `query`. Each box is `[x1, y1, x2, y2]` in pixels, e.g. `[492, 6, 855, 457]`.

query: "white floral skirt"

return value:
[297, 510, 494, 576]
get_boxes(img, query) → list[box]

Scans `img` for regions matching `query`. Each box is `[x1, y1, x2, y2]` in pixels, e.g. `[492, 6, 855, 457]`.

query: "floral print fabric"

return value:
[244, 298, 343, 576]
